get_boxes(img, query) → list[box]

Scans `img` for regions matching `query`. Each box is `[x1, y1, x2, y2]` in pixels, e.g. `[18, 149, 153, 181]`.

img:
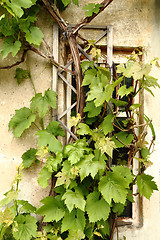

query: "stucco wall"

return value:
[0, 0, 160, 239]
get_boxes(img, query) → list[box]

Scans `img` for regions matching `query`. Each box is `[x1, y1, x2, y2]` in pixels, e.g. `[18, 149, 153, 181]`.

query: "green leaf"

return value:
[30, 89, 57, 118]
[137, 173, 158, 199]
[61, 209, 85, 233]
[1, 37, 21, 58]
[62, 187, 86, 212]
[72, 0, 79, 6]
[117, 61, 151, 80]
[66, 230, 85, 240]
[118, 85, 134, 98]
[112, 203, 125, 216]
[36, 196, 65, 222]
[98, 220, 110, 237]
[86, 191, 110, 222]
[55, 161, 73, 188]
[12, 215, 37, 240]
[77, 151, 106, 181]
[111, 166, 134, 186]
[77, 123, 93, 135]
[3, 0, 36, 18]
[0, 190, 18, 207]
[101, 114, 114, 135]
[129, 103, 141, 110]
[99, 171, 128, 205]
[111, 98, 127, 107]
[112, 132, 134, 148]
[36, 130, 62, 153]
[82, 68, 97, 86]
[46, 121, 65, 137]
[81, 61, 94, 72]
[25, 26, 43, 46]
[144, 114, 156, 139]
[87, 83, 114, 107]
[0, 207, 14, 227]
[9, 107, 36, 138]
[64, 139, 90, 165]
[84, 101, 102, 118]
[46, 152, 63, 172]
[14, 68, 30, 85]
[22, 148, 38, 168]
[83, 3, 102, 17]
[38, 167, 52, 188]
[61, 0, 71, 7]
[17, 200, 36, 213]
[95, 136, 115, 157]
[0, 16, 17, 37]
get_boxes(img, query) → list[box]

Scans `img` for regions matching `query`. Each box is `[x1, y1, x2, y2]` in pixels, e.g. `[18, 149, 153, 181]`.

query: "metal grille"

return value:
[52, 23, 113, 142]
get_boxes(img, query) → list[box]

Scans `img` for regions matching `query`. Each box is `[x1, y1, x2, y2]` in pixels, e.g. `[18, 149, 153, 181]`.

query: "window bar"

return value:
[52, 22, 59, 121]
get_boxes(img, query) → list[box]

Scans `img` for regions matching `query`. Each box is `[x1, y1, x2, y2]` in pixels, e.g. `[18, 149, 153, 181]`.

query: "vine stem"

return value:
[26, 53, 37, 95]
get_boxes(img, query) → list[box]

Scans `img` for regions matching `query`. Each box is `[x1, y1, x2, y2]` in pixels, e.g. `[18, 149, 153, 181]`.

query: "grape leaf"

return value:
[30, 89, 57, 118]
[21, 148, 38, 168]
[0, 190, 18, 207]
[77, 151, 106, 181]
[81, 61, 94, 73]
[129, 103, 141, 110]
[46, 152, 63, 172]
[0, 207, 14, 226]
[101, 114, 114, 135]
[17, 200, 36, 213]
[3, 0, 36, 18]
[72, 0, 79, 6]
[1, 37, 21, 58]
[0, 16, 17, 37]
[87, 83, 114, 107]
[46, 121, 65, 137]
[62, 187, 86, 212]
[82, 68, 97, 87]
[86, 191, 110, 222]
[95, 136, 115, 157]
[99, 171, 128, 205]
[9, 107, 36, 138]
[61, 0, 71, 7]
[68, 113, 81, 128]
[111, 166, 133, 186]
[66, 230, 85, 240]
[64, 139, 90, 165]
[112, 132, 134, 148]
[38, 166, 52, 188]
[14, 68, 30, 85]
[112, 203, 125, 216]
[36, 130, 62, 153]
[137, 173, 158, 199]
[98, 67, 111, 86]
[36, 196, 65, 222]
[84, 101, 102, 118]
[111, 98, 127, 107]
[25, 26, 44, 46]
[12, 215, 37, 240]
[117, 61, 151, 80]
[61, 209, 85, 233]
[83, 3, 102, 17]
[118, 85, 134, 98]
[55, 161, 73, 188]
[77, 123, 93, 135]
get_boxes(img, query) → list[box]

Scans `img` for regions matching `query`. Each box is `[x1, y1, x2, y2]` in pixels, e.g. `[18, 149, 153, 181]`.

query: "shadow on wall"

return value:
[155, 0, 160, 25]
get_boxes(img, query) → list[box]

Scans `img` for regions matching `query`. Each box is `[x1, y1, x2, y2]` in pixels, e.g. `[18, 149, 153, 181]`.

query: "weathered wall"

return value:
[0, 9, 54, 204]
[0, 0, 160, 239]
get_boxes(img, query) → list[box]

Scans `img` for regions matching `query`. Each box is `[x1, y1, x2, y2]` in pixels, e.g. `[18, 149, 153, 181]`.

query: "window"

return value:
[53, 23, 143, 227]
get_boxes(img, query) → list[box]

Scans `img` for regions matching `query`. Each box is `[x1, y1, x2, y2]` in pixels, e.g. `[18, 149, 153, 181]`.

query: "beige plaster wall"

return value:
[1, 0, 160, 239]
[0, 9, 54, 204]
